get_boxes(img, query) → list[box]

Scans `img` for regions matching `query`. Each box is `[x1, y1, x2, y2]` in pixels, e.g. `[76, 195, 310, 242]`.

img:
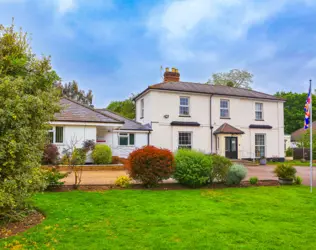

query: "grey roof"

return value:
[291, 121, 316, 141]
[54, 98, 124, 124]
[97, 109, 152, 131]
[134, 82, 284, 101]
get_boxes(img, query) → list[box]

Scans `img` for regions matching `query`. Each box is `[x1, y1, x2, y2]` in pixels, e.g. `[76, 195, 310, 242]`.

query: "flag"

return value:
[304, 83, 312, 129]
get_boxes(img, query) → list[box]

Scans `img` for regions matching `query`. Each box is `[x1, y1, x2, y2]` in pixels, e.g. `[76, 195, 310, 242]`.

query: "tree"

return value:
[275, 91, 316, 134]
[207, 69, 253, 89]
[107, 96, 136, 119]
[57, 80, 93, 106]
[0, 21, 60, 220]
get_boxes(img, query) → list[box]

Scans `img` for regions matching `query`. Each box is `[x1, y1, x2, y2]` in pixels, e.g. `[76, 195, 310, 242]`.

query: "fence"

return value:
[293, 148, 310, 160]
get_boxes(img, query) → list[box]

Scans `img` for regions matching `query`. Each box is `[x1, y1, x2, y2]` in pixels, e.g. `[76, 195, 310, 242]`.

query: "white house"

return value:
[133, 67, 285, 161]
[49, 97, 151, 159]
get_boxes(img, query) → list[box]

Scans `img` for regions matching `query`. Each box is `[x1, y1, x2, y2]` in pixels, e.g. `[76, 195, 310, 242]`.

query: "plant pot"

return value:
[278, 178, 293, 185]
[259, 158, 267, 165]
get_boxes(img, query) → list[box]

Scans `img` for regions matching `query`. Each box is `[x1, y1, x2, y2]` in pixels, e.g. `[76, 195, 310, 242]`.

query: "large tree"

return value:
[57, 80, 93, 106]
[207, 69, 253, 89]
[107, 96, 136, 119]
[275, 91, 316, 134]
[0, 22, 60, 220]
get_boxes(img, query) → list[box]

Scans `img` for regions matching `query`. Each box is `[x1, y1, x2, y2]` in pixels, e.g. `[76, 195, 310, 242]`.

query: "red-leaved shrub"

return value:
[112, 156, 120, 164]
[42, 143, 60, 165]
[126, 146, 175, 187]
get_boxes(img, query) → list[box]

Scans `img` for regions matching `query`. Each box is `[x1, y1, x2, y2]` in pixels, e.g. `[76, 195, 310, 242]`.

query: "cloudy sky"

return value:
[1, 0, 316, 107]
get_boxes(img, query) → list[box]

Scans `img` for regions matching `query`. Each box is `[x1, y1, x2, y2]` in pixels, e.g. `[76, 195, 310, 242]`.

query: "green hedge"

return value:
[92, 145, 112, 164]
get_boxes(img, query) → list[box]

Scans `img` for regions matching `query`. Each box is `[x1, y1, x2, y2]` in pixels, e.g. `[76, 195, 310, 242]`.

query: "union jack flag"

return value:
[304, 83, 312, 129]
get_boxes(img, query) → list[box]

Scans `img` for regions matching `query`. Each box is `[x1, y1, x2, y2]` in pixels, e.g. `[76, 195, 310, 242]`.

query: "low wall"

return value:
[42, 164, 125, 171]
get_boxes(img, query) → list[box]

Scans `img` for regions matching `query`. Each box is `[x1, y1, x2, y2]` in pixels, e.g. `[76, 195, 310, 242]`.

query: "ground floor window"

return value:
[255, 134, 265, 157]
[178, 132, 192, 149]
[48, 126, 64, 144]
[119, 133, 135, 146]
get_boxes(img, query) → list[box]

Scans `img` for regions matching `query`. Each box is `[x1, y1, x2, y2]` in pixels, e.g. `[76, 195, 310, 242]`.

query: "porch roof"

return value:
[54, 98, 124, 124]
[213, 123, 244, 135]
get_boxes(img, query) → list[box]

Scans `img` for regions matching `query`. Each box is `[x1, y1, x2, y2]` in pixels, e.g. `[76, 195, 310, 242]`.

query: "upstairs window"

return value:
[220, 99, 230, 118]
[178, 132, 192, 149]
[119, 133, 135, 146]
[140, 99, 144, 118]
[179, 97, 190, 116]
[255, 103, 263, 120]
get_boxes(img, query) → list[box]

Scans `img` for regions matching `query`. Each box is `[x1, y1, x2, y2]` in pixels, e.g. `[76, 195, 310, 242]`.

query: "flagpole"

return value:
[310, 79, 313, 193]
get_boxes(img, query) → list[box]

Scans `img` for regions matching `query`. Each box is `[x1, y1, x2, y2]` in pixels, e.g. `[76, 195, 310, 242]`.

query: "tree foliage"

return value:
[0, 21, 60, 220]
[275, 91, 316, 134]
[56, 80, 93, 106]
[107, 96, 136, 119]
[208, 69, 253, 89]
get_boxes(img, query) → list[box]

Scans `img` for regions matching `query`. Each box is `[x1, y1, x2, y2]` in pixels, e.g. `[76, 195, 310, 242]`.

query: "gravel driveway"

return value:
[62, 166, 316, 186]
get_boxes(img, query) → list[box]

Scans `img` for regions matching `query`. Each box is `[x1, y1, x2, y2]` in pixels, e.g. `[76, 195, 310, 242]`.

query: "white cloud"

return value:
[56, 0, 76, 14]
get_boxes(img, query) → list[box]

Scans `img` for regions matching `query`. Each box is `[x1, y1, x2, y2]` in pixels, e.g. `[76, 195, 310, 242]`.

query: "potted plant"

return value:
[259, 156, 267, 165]
[273, 164, 297, 185]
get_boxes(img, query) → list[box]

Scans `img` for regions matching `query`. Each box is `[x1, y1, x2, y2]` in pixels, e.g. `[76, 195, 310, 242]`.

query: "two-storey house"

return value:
[133, 68, 285, 161]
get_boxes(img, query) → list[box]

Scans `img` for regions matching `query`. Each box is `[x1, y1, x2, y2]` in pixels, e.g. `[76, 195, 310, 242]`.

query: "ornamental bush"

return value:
[126, 146, 174, 187]
[226, 164, 248, 185]
[42, 143, 60, 165]
[71, 148, 86, 165]
[92, 145, 112, 164]
[43, 167, 68, 187]
[115, 176, 131, 188]
[174, 149, 212, 188]
[210, 154, 232, 183]
[273, 164, 296, 179]
[249, 176, 258, 185]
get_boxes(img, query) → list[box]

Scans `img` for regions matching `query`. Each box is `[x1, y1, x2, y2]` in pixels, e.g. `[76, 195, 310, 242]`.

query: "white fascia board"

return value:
[50, 121, 123, 127]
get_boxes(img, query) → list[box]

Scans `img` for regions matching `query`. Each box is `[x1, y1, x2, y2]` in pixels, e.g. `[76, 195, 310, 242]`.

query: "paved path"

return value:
[62, 166, 316, 186]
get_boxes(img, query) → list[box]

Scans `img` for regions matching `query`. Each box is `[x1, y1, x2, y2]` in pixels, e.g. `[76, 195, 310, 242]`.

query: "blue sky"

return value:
[1, 0, 316, 107]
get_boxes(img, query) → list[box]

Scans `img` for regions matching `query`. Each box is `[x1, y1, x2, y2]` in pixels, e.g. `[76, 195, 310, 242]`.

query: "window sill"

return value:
[140, 117, 144, 119]
[255, 119, 264, 121]
[220, 117, 231, 119]
[179, 115, 191, 117]
[118, 145, 135, 147]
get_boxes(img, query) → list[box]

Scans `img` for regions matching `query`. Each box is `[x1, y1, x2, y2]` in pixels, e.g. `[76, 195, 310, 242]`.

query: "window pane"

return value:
[55, 127, 63, 143]
[255, 103, 263, 111]
[220, 100, 228, 108]
[220, 109, 229, 118]
[180, 97, 189, 106]
[129, 134, 135, 145]
[256, 111, 262, 120]
[255, 134, 265, 157]
[180, 106, 189, 115]
[178, 132, 192, 149]
[119, 137, 128, 145]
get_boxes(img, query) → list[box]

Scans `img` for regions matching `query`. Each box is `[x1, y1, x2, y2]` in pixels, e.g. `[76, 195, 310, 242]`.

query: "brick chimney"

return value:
[163, 67, 180, 82]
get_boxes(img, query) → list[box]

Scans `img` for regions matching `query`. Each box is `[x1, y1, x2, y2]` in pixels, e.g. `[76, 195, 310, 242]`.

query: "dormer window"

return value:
[179, 97, 190, 116]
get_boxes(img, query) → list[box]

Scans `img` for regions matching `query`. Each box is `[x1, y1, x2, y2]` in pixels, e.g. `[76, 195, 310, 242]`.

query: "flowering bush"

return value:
[112, 156, 121, 164]
[115, 176, 131, 188]
[126, 146, 175, 187]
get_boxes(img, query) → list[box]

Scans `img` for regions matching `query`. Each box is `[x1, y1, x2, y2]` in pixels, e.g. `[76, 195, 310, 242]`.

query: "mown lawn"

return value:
[1, 186, 316, 249]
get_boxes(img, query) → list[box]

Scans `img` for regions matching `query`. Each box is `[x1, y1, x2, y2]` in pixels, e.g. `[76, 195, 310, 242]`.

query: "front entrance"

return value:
[225, 137, 238, 159]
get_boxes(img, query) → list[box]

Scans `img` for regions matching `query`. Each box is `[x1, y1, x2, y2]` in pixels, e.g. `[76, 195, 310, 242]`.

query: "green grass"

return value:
[1, 187, 316, 249]
[267, 160, 316, 166]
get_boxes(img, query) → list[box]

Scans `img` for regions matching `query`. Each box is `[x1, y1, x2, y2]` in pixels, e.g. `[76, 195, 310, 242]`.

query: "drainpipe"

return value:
[210, 95, 213, 154]
[147, 131, 151, 146]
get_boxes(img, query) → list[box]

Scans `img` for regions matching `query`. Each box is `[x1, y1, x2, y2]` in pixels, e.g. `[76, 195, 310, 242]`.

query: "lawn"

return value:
[1, 187, 316, 249]
[267, 160, 316, 166]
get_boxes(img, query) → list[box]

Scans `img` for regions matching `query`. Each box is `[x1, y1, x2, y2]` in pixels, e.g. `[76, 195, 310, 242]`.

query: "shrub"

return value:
[174, 149, 212, 188]
[82, 139, 95, 153]
[285, 147, 293, 157]
[92, 145, 112, 164]
[42, 143, 60, 165]
[115, 176, 131, 188]
[71, 148, 86, 165]
[249, 176, 258, 185]
[226, 164, 248, 185]
[126, 146, 174, 187]
[273, 164, 296, 179]
[112, 156, 120, 164]
[210, 154, 232, 183]
[295, 176, 303, 185]
[60, 154, 70, 165]
[43, 168, 68, 187]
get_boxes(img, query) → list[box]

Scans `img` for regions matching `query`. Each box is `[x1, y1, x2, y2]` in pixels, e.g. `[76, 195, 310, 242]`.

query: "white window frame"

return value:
[255, 102, 263, 120]
[118, 133, 135, 146]
[140, 99, 144, 118]
[179, 96, 190, 116]
[178, 132, 192, 149]
[255, 133, 266, 158]
[48, 126, 64, 144]
[220, 99, 230, 118]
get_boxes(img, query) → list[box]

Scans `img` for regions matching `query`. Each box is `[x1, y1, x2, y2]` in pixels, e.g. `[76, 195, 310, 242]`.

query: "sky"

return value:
[1, 0, 316, 107]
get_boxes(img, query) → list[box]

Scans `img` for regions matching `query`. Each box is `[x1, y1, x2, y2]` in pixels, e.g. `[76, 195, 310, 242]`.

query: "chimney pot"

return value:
[163, 66, 180, 82]
[165, 67, 169, 72]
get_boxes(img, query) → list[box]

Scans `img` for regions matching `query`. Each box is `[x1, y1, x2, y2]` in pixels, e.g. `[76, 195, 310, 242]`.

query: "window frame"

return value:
[48, 126, 64, 144]
[140, 99, 144, 119]
[220, 99, 230, 119]
[179, 96, 190, 116]
[255, 102, 264, 120]
[255, 133, 266, 158]
[178, 131, 192, 149]
[118, 133, 135, 146]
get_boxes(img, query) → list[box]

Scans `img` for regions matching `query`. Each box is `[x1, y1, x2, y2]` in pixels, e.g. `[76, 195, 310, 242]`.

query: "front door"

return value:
[225, 137, 238, 159]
